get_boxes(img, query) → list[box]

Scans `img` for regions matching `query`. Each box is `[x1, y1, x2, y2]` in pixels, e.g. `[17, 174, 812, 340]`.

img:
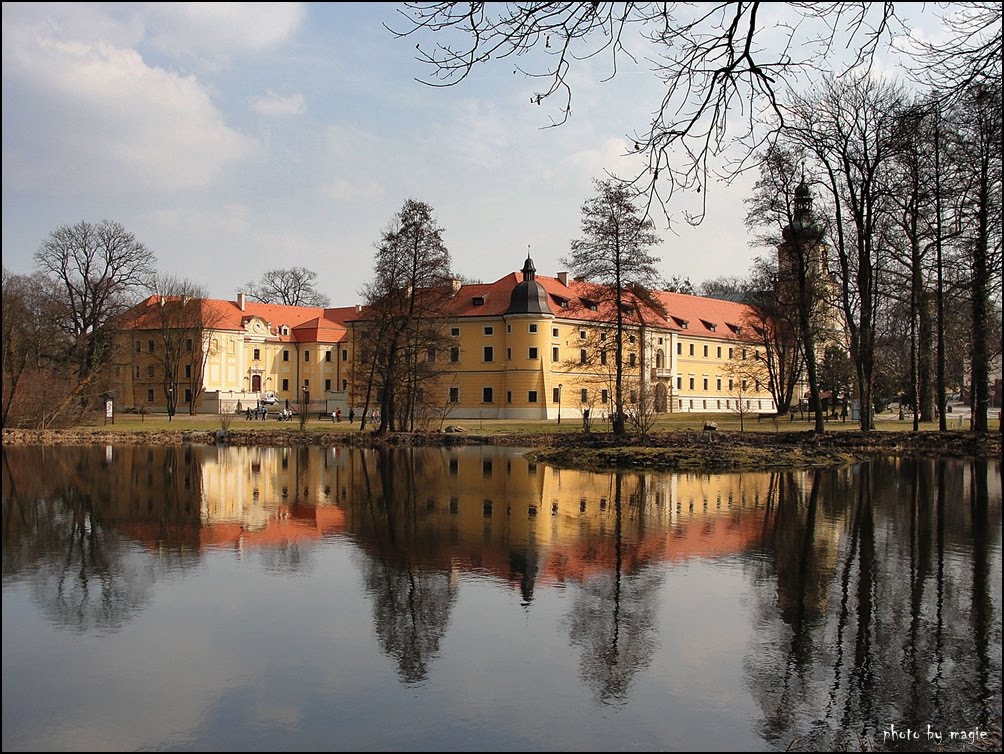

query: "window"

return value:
[600, 332, 607, 341]
[552, 387, 560, 403]
[135, 340, 141, 352]
[473, 297, 485, 306]
[133, 365, 140, 378]
[449, 387, 459, 403]
[528, 390, 538, 403]
[528, 347, 538, 359]
[147, 389, 154, 402]
[689, 344, 695, 356]
[529, 324, 537, 333]
[325, 351, 332, 362]
[601, 389, 608, 403]
[342, 380, 347, 390]
[580, 349, 588, 364]
[630, 391, 637, 403]
[628, 334, 636, 344]
[717, 346, 722, 358]
[147, 365, 155, 378]
[483, 346, 494, 362]
[677, 342, 682, 355]
[147, 340, 154, 353]
[507, 348, 512, 360]
[282, 379, 289, 391]
[629, 353, 636, 367]
[742, 348, 747, 360]
[184, 365, 192, 379]
[580, 388, 588, 403]
[483, 387, 494, 403]
[552, 347, 560, 362]
[703, 345, 709, 357]
[342, 349, 348, 361]
[283, 350, 289, 362]
[689, 377, 695, 390]
[185, 338, 193, 352]
[325, 379, 331, 391]
[427, 347, 437, 363]
[449, 458, 459, 476]
[184, 388, 192, 402]
[703, 378, 709, 390]
[717, 377, 722, 390]
[483, 326, 494, 335]
[303, 379, 309, 388]
[304, 351, 310, 362]
[552, 327, 559, 337]
[600, 351, 607, 366]
[677, 377, 682, 389]
[580, 329, 587, 339]
[728, 378, 734, 390]
[450, 346, 460, 363]
[483, 460, 493, 478]
[728, 348, 734, 360]
[507, 324, 512, 333]
[451, 327, 460, 337]
[507, 391, 512, 403]
[253, 348, 261, 360]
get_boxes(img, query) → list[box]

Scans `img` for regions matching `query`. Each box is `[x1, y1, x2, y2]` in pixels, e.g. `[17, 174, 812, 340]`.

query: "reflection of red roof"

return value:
[541, 511, 764, 583]
[122, 504, 347, 553]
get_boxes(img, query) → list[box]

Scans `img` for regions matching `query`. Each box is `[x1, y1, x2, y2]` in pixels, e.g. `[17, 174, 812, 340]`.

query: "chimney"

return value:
[237, 292, 246, 311]
[557, 271, 569, 286]
[355, 304, 362, 313]
[159, 295, 166, 306]
[450, 279, 462, 297]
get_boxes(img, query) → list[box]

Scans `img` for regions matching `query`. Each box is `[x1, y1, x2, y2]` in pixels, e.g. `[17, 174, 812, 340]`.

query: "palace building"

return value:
[113, 254, 780, 420]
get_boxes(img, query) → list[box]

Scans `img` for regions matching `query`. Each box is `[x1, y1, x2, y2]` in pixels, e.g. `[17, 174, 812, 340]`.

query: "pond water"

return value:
[2, 445, 1000, 751]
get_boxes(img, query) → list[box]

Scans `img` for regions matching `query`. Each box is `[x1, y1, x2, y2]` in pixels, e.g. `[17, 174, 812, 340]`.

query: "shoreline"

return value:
[3, 427, 999, 473]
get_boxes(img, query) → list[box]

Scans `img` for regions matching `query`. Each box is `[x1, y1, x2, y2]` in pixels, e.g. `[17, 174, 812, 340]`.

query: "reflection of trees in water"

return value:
[355, 448, 458, 684]
[563, 473, 661, 706]
[2, 446, 202, 632]
[746, 459, 1002, 750]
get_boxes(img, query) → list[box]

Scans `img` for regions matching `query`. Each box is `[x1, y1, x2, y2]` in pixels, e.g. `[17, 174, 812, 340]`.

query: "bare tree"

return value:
[741, 258, 805, 417]
[33, 221, 155, 403]
[723, 349, 769, 432]
[745, 146, 828, 432]
[243, 266, 331, 307]
[783, 74, 906, 431]
[390, 3, 910, 220]
[357, 199, 455, 434]
[144, 276, 226, 419]
[951, 84, 1002, 432]
[1, 269, 71, 428]
[563, 179, 664, 435]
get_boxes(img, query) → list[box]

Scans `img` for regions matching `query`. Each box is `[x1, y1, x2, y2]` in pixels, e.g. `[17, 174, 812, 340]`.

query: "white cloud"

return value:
[144, 2, 306, 60]
[322, 177, 384, 202]
[2, 21, 257, 194]
[250, 90, 306, 116]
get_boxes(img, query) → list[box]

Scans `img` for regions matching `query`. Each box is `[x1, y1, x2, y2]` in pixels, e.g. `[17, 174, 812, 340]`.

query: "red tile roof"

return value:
[119, 296, 350, 343]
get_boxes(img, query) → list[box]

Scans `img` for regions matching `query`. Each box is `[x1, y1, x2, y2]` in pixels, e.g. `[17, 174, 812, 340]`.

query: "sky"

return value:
[2, 2, 941, 305]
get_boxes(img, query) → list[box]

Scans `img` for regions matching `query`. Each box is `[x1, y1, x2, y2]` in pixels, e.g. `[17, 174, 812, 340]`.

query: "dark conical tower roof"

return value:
[506, 254, 551, 315]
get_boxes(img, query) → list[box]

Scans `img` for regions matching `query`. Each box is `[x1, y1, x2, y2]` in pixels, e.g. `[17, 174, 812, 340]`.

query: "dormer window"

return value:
[279, 325, 289, 336]
[472, 296, 485, 306]
[701, 320, 717, 332]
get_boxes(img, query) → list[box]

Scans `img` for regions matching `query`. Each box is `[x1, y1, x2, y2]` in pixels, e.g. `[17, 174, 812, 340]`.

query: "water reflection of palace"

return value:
[4, 445, 793, 583]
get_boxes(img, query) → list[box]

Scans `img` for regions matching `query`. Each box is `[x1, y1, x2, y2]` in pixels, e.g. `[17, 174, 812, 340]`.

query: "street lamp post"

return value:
[557, 383, 563, 424]
[167, 386, 174, 422]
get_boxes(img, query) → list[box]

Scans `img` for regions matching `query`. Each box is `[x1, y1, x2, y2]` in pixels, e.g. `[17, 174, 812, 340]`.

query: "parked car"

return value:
[262, 391, 278, 405]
